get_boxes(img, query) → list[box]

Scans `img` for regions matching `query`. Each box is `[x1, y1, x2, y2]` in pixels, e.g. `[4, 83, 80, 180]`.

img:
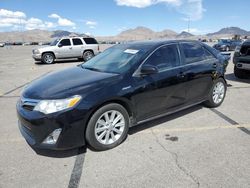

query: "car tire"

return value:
[234, 66, 248, 79]
[204, 78, 226, 108]
[83, 51, 94, 62]
[226, 46, 230, 52]
[85, 103, 130, 151]
[77, 57, 84, 61]
[42, 53, 55, 64]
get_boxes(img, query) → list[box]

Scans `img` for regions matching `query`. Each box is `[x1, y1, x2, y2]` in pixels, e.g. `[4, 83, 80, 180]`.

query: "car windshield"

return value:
[81, 45, 148, 74]
[50, 39, 60, 46]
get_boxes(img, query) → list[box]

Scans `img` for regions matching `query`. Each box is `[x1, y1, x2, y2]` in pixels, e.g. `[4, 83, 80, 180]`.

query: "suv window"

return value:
[83, 38, 98, 44]
[72, 38, 83, 46]
[59, 39, 71, 46]
[181, 42, 205, 64]
[145, 44, 180, 71]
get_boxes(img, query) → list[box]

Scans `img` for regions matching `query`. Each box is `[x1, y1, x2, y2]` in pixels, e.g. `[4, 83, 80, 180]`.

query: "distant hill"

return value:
[177, 31, 194, 38]
[207, 27, 250, 37]
[0, 29, 89, 42]
[1, 26, 250, 43]
[97, 26, 178, 42]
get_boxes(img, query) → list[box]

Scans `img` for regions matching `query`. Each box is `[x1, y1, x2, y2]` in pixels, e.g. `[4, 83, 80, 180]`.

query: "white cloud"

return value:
[85, 20, 97, 29]
[48, 13, 75, 26]
[0, 9, 57, 30]
[48, 13, 60, 19]
[182, 27, 211, 35]
[25, 18, 56, 30]
[114, 0, 205, 21]
[0, 9, 26, 18]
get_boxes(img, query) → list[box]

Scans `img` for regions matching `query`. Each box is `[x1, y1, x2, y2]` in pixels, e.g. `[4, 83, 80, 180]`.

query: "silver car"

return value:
[32, 37, 100, 64]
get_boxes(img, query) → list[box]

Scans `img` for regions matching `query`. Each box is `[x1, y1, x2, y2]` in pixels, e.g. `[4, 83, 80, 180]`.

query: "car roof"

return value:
[116, 40, 201, 50]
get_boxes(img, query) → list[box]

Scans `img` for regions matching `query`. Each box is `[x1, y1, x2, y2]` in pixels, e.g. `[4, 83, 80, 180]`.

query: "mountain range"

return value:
[0, 27, 249, 43]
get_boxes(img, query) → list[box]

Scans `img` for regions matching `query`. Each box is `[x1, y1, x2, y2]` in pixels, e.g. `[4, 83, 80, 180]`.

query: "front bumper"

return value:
[32, 53, 42, 60]
[16, 99, 88, 150]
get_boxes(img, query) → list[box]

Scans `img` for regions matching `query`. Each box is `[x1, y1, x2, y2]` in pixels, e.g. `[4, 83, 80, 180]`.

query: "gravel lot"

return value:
[0, 45, 250, 188]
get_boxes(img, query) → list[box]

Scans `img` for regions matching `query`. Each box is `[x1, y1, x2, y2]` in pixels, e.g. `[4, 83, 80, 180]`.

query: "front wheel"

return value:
[204, 78, 226, 108]
[85, 103, 129, 151]
[42, 53, 55, 64]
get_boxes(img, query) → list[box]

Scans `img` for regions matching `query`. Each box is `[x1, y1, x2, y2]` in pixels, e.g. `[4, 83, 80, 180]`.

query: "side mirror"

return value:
[140, 65, 158, 75]
[58, 43, 63, 48]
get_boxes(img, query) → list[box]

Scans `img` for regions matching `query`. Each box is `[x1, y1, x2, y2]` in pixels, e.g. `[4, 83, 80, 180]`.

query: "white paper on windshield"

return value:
[124, 49, 139, 54]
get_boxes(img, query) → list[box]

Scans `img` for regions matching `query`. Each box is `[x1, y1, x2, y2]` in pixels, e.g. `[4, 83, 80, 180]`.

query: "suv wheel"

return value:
[42, 53, 55, 64]
[204, 78, 226, 108]
[234, 66, 248, 79]
[83, 51, 94, 62]
[86, 103, 129, 151]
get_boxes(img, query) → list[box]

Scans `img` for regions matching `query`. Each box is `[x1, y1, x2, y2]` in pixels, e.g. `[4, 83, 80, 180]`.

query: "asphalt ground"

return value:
[0, 45, 250, 188]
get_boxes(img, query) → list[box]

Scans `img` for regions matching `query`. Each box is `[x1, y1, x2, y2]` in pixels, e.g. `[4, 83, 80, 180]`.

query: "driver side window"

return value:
[145, 44, 180, 71]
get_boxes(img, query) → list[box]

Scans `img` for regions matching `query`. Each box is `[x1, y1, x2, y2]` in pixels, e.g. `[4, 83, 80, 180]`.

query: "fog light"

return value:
[42, 128, 62, 145]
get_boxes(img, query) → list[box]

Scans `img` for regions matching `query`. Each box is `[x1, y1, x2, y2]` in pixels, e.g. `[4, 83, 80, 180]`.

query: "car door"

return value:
[179, 42, 217, 103]
[55, 39, 73, 58]
[132, 44, 187, 121]
[72, 38, 84, 57]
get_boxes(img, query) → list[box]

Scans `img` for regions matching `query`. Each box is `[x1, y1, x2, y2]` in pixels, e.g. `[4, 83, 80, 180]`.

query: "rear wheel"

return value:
[86, 103, 129, 151]
[83, 51, 94, 62]
[234, 65, 248, 79]
[42, 53, 55, 64]
[204, 78, 226, 108]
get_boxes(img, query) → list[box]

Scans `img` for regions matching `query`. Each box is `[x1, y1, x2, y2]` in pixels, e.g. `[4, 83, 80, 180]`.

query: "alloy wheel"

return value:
[212, 82, 225, 104]
[94, 110, 125, 145]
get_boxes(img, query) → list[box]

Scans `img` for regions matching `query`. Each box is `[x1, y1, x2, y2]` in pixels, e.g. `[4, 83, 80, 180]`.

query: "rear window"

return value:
[72, 38, 83, 45]
[181, 42, 206, 64]
[83, 38, 98, 44]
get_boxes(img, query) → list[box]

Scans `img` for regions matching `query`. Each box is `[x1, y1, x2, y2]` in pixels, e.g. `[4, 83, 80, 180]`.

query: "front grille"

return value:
[20, 97, 39, 111]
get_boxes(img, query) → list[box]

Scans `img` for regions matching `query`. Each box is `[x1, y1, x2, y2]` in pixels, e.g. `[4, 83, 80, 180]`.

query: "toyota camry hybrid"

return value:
[17, 40, 228, 151]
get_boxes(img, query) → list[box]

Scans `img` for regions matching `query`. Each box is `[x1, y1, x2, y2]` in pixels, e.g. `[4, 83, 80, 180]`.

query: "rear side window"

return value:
[59, 39, 71, 46]
[181, 42, 205, 64]
[72, 38, 83, 45]
[83, 38, 98, 44]
[145, 44, 180, 71]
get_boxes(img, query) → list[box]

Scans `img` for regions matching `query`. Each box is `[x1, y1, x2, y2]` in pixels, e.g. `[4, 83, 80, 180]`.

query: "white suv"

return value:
[32, 37, 99, 64]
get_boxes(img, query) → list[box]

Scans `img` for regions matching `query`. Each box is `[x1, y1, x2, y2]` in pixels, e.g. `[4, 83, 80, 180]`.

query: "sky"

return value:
[0, 0, 250, 36]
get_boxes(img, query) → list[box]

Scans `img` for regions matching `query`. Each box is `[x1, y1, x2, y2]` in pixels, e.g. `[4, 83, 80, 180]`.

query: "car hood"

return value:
[22, 66, 120, 99]
[34, 46, 55, 52]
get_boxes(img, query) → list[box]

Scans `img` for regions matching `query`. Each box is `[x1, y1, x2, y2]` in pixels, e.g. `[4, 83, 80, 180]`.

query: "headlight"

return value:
[34, 95, 82, 114]
[33, 49, 40, 54]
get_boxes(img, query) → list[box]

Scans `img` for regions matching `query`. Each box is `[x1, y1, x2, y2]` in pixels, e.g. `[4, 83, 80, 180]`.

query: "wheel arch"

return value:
[42, 51, 56, 58]
[83, 98, 135, 134]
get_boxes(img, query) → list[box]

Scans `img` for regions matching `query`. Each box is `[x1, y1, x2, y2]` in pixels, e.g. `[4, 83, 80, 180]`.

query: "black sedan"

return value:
[17, 40, 228, 151]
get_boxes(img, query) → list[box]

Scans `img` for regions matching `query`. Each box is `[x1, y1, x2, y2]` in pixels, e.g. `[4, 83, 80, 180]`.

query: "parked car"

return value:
[17, 40, 227, 151]
[32, 36, 100, 64]
[0, 42, 5, 47]
[233, 40, 250, 78]
[213, 39, 242, 51]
